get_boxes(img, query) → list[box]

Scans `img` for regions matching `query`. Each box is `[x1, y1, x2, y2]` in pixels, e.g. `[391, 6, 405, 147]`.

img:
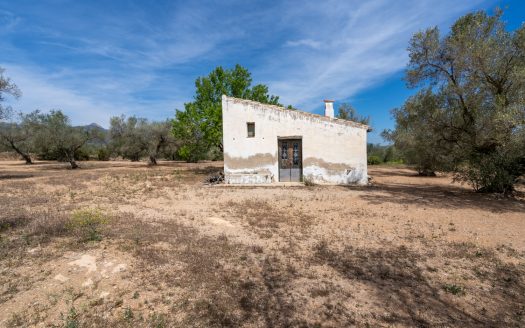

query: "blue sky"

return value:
[1, 0, 523, 143]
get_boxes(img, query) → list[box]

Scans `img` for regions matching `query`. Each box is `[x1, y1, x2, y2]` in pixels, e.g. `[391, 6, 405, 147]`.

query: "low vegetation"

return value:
[0, 161, 523, 327]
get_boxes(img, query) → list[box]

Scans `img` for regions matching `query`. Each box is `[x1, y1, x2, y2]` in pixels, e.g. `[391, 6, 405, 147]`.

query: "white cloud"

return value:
[1, 0, 495, 128]
[2, 64, 184, 127]
[285, 39, 322, 49]
[257, 0, 491, 110]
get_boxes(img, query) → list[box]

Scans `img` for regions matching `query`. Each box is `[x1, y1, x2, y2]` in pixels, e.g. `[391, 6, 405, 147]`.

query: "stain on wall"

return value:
[224, 153, 276, 170]
[303, 157, 353, 172]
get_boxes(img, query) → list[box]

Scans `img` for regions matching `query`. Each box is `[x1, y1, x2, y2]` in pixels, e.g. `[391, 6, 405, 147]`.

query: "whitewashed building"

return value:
[222, 95, 369, 185]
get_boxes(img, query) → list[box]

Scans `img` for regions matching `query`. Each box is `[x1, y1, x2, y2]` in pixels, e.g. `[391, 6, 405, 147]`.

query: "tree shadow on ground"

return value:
[368, 167, 435, 178]
[314, 241, 525, 327]
[355, 182, 525, 213]
[0, 174, 34, 180]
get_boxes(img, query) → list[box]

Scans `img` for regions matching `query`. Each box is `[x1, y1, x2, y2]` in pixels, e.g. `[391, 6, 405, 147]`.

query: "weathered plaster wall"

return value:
[222, 95, 368, 185]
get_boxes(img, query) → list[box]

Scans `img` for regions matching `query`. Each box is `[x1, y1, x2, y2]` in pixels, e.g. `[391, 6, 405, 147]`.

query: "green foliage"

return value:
[110, 116, 176, 164]
[367, 155, 382, 165]
[123, 307, 134, 321]
[387, 10, 525, 191]
[382, 90, 447, 175]
[67, 208, 109, 242]
[172, 64, 281, 162]
[337, 103, 369, 125]
[0, 67, 21, 120]
[97, 147, 111, 161]
[0, 112, 35, 164]
[442, 284, 465, 296]
[109, 115, 149, 161]
[367, 144, 403, 164]
[63, 307, 79, 328]
[31, 110, 101, 168]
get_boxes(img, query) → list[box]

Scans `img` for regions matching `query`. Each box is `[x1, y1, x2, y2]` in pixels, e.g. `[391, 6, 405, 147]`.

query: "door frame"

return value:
[277, 136, 303, 182]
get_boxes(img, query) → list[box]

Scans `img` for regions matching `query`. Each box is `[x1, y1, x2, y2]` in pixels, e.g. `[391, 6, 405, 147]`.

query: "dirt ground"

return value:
[0, 160, 524, 327]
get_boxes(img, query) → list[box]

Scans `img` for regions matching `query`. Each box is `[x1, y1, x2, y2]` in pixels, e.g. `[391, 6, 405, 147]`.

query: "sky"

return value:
[1, 0, 524, 144]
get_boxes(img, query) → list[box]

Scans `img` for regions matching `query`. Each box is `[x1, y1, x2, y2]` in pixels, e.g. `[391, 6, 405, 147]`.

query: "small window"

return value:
[247, 122, 255, 138]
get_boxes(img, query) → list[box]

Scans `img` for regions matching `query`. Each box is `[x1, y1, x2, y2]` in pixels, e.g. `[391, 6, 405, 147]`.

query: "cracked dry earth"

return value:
[0, 160, 524, 327]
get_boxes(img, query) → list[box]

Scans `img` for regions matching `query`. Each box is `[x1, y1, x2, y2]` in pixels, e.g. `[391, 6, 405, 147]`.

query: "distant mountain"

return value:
[77, 123, 108, 132]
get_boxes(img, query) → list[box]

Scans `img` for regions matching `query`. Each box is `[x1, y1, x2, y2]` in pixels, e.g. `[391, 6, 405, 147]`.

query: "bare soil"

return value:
[0, 160, 524, 327]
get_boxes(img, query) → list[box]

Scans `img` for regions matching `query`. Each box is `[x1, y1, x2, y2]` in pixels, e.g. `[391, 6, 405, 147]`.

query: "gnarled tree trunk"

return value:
[9, 140, 32, 164]
[148, 155, 157, 166]
[69, 159, 79, 169]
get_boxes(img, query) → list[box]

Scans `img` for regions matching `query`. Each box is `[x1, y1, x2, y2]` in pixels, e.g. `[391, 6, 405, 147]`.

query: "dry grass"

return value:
[0, 160, 524, 327]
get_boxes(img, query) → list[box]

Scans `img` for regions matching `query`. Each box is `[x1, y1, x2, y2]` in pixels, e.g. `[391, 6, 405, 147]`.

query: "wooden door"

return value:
[278, 139, 302, 182]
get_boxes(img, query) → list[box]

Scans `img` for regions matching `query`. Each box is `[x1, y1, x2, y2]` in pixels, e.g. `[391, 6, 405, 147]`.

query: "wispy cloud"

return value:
[285, 39, 322, 49]
[0, 0, 495, 127]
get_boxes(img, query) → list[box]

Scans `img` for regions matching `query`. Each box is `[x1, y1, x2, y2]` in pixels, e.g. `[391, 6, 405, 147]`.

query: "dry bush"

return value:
[67, 207, 110, 242]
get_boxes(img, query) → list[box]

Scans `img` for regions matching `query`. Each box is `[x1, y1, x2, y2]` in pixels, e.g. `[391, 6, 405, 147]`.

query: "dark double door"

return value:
[278, 139, 302, 182]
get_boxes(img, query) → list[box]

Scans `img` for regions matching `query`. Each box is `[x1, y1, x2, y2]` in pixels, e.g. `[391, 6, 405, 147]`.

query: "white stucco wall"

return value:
[222, 95, 368, 185]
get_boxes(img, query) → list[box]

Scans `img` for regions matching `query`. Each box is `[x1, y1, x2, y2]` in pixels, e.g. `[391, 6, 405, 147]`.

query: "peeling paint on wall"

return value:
[222, 95, 368, 185]
[224, 153, 276, 170]
[303, 157, 352, 172]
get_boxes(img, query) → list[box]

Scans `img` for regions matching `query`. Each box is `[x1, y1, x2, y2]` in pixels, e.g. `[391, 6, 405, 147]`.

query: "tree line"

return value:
[0, 65, 290, 168]
[1, 9, 523, 193]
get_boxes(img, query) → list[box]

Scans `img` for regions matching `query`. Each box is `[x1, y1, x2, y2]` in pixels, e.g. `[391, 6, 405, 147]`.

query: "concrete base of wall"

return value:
[225, 173, 272, 184]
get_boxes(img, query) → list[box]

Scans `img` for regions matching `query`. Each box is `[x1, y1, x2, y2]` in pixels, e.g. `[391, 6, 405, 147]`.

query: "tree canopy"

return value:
[172, 64, 281, 162]
[385, 10, 525, 193]
[0, 68, 21, 121]
[337, 103, 370, 125]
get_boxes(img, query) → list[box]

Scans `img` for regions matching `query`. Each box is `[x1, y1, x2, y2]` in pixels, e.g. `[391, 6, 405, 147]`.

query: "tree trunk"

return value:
[69, 159, 79, 169]
[9, 141, 32, 164]
[148, 155, 157, 166]
[418, 169, 436, 177]
[66, 150, 79, 169]
[22, 153, 32, 165]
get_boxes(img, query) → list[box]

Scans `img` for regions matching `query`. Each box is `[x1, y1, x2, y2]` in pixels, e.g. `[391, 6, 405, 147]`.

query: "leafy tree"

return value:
[382, 90, 448, 176]
[0, 111, 35, 164]
[173, 64, 280, 162]
[146, 120, 177, 165]
[109, 115, 149, 161]
[337, 103, 370, 125]
[109, 116, 176, 165]
[32, 111, 101, 169]
[387, 10, 524, 193]
[172, 103, 209, 163]
[0, 68, 21, 121]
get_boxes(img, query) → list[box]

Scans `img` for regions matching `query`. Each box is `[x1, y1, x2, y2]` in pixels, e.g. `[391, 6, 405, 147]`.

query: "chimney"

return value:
[324, 100, 334, 118]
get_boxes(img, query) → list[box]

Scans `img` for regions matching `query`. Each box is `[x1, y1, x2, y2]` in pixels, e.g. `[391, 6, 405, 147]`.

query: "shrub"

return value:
[67, 208, 109, 242]
[367, 155, 381, 165]
[442, 284, 464, 295]
[303, 176, 317, 186]
[97, 147, 111, 161]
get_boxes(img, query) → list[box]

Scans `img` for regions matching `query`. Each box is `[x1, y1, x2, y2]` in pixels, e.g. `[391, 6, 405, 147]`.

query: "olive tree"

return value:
[0, 68, 21, 121]
[33, 110, 100, 169]
[337, 103, 370, 125]
[146, 120, 177, 165]
[387, 10, 525, 193]
[109, 115, 149, 161]
[109, 115, 176, 164]
[0, 111, 35, 164]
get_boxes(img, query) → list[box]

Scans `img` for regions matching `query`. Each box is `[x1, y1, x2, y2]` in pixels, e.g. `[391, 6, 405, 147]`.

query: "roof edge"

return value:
[222, 95, 370, 131]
